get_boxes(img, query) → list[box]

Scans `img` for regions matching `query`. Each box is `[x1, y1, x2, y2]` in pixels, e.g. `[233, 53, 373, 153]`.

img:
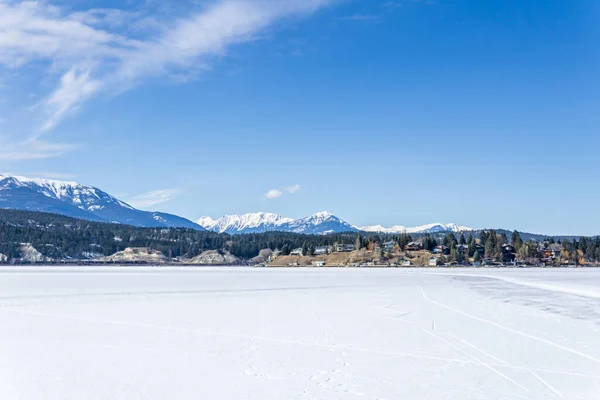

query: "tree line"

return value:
[0, 210, 358, 262]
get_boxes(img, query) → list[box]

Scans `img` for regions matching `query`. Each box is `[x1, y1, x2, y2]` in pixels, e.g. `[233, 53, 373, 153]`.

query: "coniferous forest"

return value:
[1, 209, 599, 266]
[0, 209, 356, 261]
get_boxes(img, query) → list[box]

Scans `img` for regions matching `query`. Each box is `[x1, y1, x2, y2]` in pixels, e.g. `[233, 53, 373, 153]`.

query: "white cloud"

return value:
[265, 184, 301, 199]
[0, 0, 335, 159]
[40, 67, 103, 132]
[0, 138, 76, 160]
[127, 189, 180, 209]
[285, 184, 301, 193]
[264, 189, 283, 199]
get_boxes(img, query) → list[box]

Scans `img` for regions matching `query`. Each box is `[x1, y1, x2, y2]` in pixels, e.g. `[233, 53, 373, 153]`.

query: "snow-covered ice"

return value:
[1, 267, 599, 399]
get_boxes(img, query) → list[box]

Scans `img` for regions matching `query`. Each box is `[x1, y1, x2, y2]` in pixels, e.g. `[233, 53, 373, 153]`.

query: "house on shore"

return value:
[335, 244, 355, 253]
[405, 242, 423, 251]
[501, 244, 517, 262]
[382, 241, 395, 252]
[432, 245, 450, 255]
[428, 257, 440, 267]
[456, 244, 469, 254]
[545, 244, 562, 259]
[314, 246, 331, 255]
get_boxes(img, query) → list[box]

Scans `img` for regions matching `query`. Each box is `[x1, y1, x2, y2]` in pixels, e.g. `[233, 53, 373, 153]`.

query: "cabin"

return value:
[428, 257, 440, 267]
[290, 248, 303, 256]
[546, 244, 562, 259]
[405, 242, 423, 251]
[456, 244, 469, 254]
[432, 245, 450, 255]
[335, 244, 355, 253]
[474, 243, 485, 254]
[501, 244, 516, 262]
[382, 241, 395, 252]
[314, 246, 331, 255]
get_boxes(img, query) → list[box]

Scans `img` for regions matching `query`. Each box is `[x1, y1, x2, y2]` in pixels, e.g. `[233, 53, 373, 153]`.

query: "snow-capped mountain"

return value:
[195, 212, 294, 234]
[278, 211, 359, 235]
[361, 223, 472, 234]
[0, 175, 201, 229]
[196, 211, 358, 235]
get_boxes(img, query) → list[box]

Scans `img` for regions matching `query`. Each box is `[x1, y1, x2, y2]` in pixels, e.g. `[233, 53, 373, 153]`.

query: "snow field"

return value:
[0, 267, 599, 399]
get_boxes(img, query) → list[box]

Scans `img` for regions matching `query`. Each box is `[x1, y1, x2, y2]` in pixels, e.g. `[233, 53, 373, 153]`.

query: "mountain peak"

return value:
[0, 175, 80, 188]
[311, 211, 334, 218]
[0, 175, 200, 229]
[360, 222, 473, 234]
[196, 211, 357, 235]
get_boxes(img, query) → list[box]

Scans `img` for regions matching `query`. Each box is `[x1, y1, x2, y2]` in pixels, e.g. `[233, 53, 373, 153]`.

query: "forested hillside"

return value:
[0, 209, 358, 261]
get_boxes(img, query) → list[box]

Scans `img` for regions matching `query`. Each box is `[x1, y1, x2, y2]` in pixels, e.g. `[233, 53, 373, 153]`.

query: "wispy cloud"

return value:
[127, 189, 180, 209]
[40, 67, 103, 133]
[285, 184, 301, 193]
[0, 138, 77, 160]
[264, 189, 283, 199]
[265, 184, 301, 199]
[0, 0, 334, 160]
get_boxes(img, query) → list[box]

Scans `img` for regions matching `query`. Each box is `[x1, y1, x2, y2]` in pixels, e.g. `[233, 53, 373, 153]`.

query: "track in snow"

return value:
[1, 267, 599, 400]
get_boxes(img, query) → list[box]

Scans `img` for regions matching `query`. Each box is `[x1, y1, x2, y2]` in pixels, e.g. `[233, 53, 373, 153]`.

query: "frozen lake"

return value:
[1, 267, 599, 399]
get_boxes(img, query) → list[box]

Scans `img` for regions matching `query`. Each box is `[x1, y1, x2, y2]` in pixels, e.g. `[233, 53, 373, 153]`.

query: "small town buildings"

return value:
[432, 245, 450, 255]
[335, 244, 355, 252]
[546, 244, 562, 259]
[474, 243, 485, 255]
[405, 242, 423, 251]
[456, 244, 469, 254]
[314, 246, 331, 255]
[382, 241, 395, 252]
[501, 244, 516, 262]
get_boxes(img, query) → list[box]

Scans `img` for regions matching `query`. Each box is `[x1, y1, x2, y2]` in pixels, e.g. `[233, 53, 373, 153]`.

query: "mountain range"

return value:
[0, 175, 473, 234]
[0, 175, 200, 229]
[360, 223, 472, 234]
[196, 212, 360, 235]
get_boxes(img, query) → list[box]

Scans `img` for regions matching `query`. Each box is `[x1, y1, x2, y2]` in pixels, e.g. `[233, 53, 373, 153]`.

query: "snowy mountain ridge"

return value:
[0, 175, 472, 234]
[195, 211, 358, 235]
[0, 175, 200, 229]
[360, 223, 473, 234]
[196, 212, 470, 235]
[195, 212, 294, 234]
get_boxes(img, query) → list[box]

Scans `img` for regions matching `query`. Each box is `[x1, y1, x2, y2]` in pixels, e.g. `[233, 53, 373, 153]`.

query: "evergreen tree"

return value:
[484, 235, 495, 258]
[301, 242, 308, 256]
[468, 235, 477, 257]
[511, 230, 523, 251]
[422, 234, 437, 251]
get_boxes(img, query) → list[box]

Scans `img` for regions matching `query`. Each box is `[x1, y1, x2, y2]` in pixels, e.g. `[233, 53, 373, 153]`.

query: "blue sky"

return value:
[0, 0, 599, 235]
